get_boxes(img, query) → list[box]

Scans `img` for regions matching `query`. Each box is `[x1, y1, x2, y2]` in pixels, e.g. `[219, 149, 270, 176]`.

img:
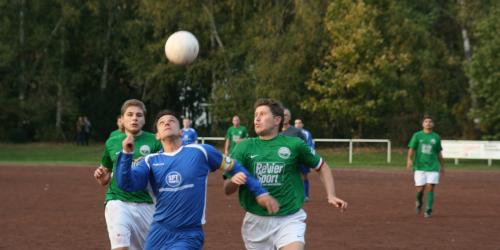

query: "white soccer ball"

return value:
[164, 31, 199, 65]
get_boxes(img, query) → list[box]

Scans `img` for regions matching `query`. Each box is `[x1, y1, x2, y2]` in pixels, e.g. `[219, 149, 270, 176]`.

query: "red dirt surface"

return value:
[1, 165, 499, 249]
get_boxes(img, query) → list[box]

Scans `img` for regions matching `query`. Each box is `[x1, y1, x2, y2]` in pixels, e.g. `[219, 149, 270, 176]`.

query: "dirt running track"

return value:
[1, 165, 499, 249]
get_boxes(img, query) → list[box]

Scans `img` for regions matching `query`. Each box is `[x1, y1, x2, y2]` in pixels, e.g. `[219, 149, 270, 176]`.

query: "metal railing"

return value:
[198, 137, 392, 164]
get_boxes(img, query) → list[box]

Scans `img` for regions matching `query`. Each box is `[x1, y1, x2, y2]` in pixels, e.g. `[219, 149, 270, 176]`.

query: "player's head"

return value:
[116, 115, 124, 132]
[294, 118, 304, 129]
[155, 110, 182, 140]
[120, 99, 146, 135]
[283, 108, 292, 125]
[253, 98, 284, 137]
[182, 118, 191, 129]
[422, 115, 434, 131]
[232, 115, 240, 127]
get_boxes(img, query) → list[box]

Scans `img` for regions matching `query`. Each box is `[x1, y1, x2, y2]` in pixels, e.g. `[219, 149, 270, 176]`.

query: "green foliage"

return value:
[466, 2, 500, 139]
[0, 0, 497, 143]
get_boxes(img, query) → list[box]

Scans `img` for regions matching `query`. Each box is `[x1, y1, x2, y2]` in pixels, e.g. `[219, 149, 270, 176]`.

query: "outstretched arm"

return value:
[115, 135, 149, 192]
[317, 162, 348, 211]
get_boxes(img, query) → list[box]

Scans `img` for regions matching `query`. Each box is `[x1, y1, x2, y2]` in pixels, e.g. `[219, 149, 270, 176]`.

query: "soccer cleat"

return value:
[424, 208, 432, 218]
[415, 201, 422, 214]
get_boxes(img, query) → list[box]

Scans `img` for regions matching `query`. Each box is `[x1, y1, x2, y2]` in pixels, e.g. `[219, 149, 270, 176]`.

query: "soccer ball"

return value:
[164, 31, 199, 65]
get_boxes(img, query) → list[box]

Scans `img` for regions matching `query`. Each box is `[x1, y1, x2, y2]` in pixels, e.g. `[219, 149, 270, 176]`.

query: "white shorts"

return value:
[414, 170, 440, 186]
[105, 200, 155, 250]
[242, 209, 307, 250]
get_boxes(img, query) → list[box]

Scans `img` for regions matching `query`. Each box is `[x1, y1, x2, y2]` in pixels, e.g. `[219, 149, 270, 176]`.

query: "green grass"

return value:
[318, 147, 500, 170]
[0, 143, 103, 165]
[0, 143, 498, 170]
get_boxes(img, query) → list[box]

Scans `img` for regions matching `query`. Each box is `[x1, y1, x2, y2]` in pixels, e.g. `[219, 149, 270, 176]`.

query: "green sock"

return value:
[416, 191, 423, 206]
[426, 192, 434, 210]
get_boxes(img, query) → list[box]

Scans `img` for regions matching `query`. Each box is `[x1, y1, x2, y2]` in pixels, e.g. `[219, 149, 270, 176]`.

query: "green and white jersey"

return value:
[231, 135, 322, 216]
[101, 131, 162, 204]
[408, 130, 443, 172]
[226, 126, 249, 154]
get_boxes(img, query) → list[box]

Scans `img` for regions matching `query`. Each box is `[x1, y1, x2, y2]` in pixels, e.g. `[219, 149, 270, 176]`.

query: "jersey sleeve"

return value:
[298, 140, 322, 170]
[115, 151, 150, 192]
[101, 141, 113, 169]
[408, 133, 418, 149]
[225, 128, 231, 139]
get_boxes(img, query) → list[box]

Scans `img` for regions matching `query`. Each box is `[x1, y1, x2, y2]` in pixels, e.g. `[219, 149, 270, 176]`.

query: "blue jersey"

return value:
[115, 144, 268, 249]
[181, 128, 198, 145]
[301, 129, 315, 149]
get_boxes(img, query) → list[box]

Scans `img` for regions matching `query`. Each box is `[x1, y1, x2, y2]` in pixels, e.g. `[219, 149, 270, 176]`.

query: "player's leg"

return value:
[414, 171, 426, 214]
[129, 203, 155, 250]
[241, 212, 276, 250]
[423, 171, 440, 218]
[275, 209, 307, 250]
[105, 200, 133, 250]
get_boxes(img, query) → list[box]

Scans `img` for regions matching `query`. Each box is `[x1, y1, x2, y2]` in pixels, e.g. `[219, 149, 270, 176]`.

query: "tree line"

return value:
[0, 0, 498, 144]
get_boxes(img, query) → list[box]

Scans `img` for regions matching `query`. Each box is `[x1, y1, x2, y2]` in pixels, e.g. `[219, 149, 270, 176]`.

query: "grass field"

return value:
[0, 142, 498, 170]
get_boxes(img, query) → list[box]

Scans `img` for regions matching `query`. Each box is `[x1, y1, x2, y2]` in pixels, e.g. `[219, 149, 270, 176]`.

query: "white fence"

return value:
[198, 137, 392, 164]
[442, 140, 500, 166]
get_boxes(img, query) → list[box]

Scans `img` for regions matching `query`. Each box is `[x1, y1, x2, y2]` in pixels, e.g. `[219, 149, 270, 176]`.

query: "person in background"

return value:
[224, 115, 249, 155]
[181, 118, 198, 145]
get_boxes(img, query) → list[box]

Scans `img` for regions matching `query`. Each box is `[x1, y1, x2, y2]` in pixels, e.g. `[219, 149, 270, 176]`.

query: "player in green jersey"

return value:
[108, 115, 124, 138]
[223, 98, 347, 250]
[224, 115, 249, 155]
[93, 99, 162, 250]
[406, 115, 445, 218]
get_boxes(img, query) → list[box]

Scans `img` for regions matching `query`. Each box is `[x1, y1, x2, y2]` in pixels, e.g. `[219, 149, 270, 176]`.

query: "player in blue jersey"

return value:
[115, 110, 279, 250]
[295, 118, 315, 201]
[181, 117, 198, 145]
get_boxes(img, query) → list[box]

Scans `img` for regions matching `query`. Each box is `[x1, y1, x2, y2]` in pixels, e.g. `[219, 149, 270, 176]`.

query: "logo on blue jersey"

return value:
[166, 171, 182, 187]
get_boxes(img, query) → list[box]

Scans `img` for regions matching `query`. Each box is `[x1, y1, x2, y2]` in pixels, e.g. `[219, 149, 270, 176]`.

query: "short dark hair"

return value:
[422, 115, 433, 122]
[254, 98, 284, 131]
[154, 110, 181, 132]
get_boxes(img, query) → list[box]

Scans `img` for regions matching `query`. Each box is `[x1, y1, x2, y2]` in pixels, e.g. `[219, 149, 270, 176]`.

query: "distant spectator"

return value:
[75, 116, 85, 146]
[295, 118, 315, 201]
[83, 116, 92, 145]
[181, 118, 198, 145]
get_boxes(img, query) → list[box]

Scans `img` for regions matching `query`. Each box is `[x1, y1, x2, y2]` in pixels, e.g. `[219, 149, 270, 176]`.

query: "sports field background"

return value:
[1, 143, 499, 249]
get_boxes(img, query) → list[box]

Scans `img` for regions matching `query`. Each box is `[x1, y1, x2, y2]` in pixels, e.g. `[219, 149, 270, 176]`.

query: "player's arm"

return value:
[115, 135, 149, 192]
[438, 152, 445, 175]
[223, 173, 244, 195]
[224, 139, 230, 155]
[94, 144, 113, 186]
[406, 148, 415, 170]
[203, 144, 279, 214]
[316, 161, 348, 211]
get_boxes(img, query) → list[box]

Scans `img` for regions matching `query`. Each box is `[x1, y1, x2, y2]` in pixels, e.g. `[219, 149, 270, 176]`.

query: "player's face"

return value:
[294, 119, 303, 129]
[283, 109, 291, 125]
[157, 115, 182, 140]
[122, 106, 145, 134]
[254, 106, 280, 137]
[422, 118, 434, 130]
[232, 116, 240, 126]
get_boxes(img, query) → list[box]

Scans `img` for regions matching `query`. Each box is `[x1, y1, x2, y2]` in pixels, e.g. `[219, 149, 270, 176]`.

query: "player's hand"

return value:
[94, 166, 110, 186]
[231, 172, 247, 185]
[122, 134, 134, 153]
[256, 194, 280, 215]
[328, 195, 348, 212]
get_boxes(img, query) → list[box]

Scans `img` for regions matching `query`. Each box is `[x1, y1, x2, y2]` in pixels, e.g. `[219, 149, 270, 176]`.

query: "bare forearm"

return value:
[223, 179, 239, 195]
[318, 162, 336, 197]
